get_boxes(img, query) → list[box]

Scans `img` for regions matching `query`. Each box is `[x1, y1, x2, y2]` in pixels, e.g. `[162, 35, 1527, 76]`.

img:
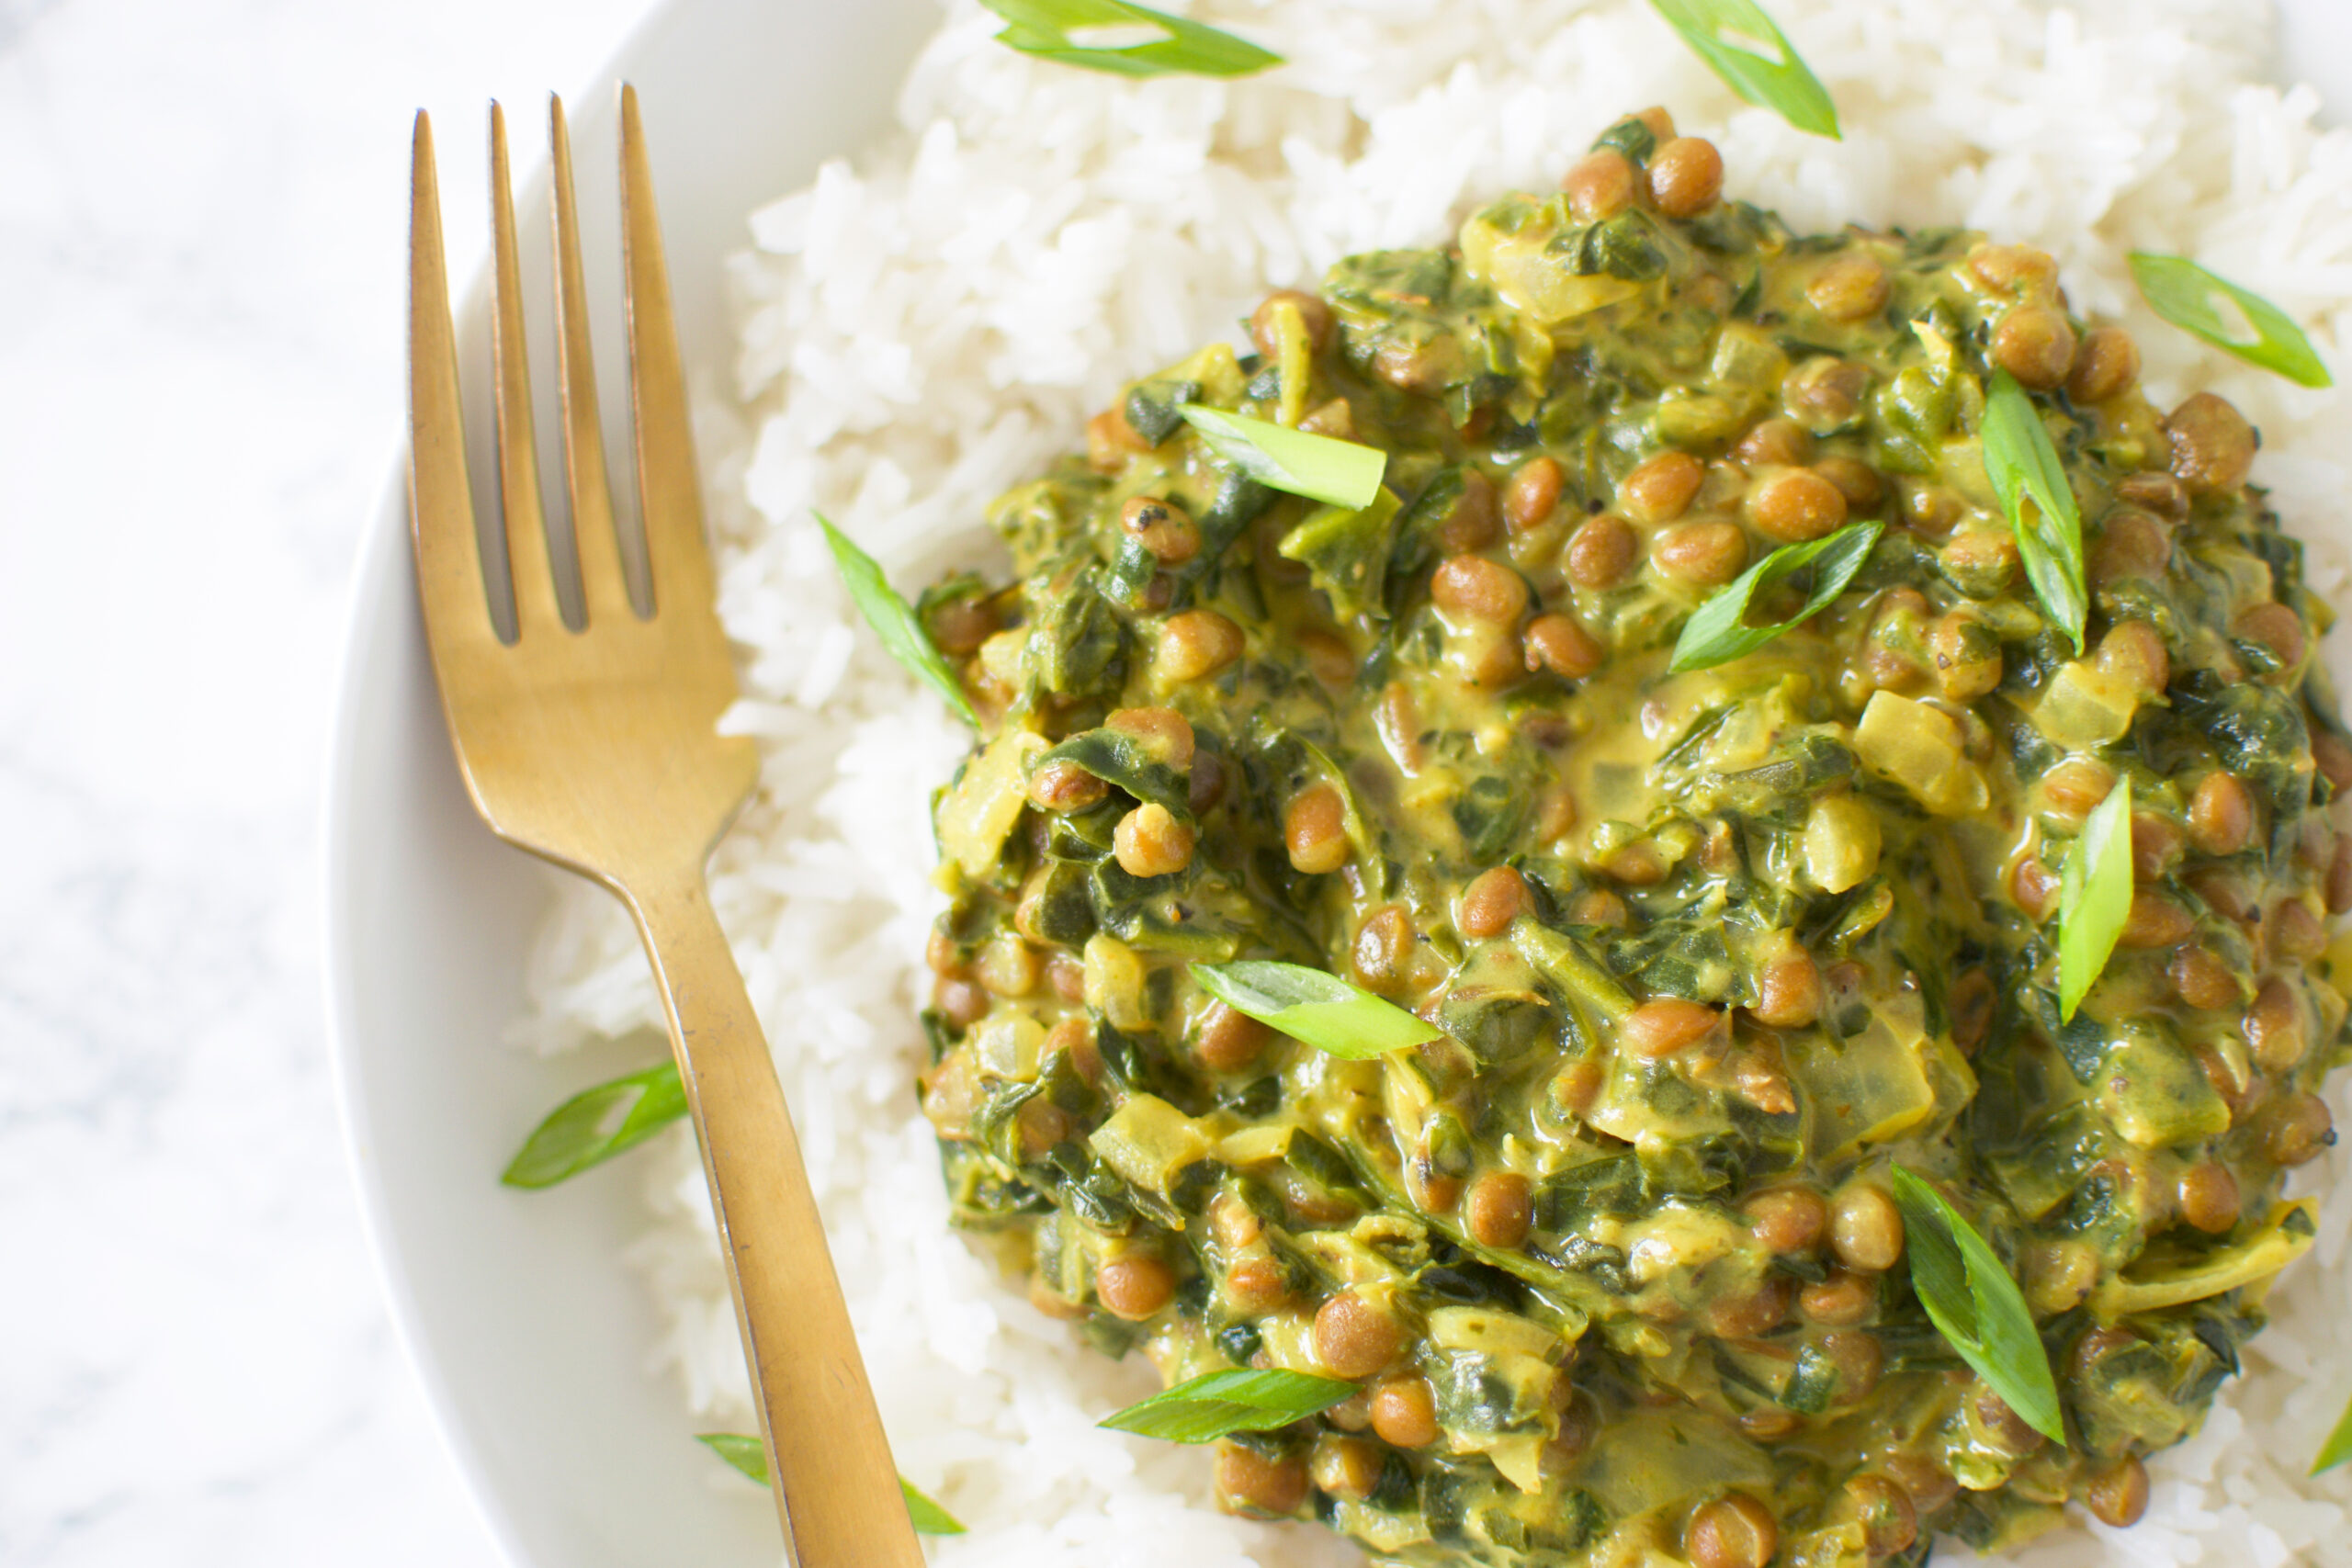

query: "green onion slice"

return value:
[817, 513, 982, 728]
[502, 1062, 685, 1189]
[1191, 960, 1444, 1059]
[1179, 405, 1386, 510]
[2314, 1390, 2352, 1475]
[980, 0, 1281, 79]
[1890, 1168, 2066, 1447]
[696, 1436, 967, 1534]
[1645, 0, 1840, 139]
[2058, 775, 2133, 1022]
[1981, 369, 2087, 653]
[2131, 253, 2332, 389]
[1667, 520, 1883, 673]
[1099, 1368, 1357, 1443]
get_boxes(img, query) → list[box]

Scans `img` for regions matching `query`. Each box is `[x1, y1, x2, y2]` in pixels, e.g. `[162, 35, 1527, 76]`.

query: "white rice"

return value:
[509, 1, 2352, 1562]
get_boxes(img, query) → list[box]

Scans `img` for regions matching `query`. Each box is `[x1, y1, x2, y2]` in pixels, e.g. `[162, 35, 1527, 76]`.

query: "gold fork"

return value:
[407, 89, 922, 1568]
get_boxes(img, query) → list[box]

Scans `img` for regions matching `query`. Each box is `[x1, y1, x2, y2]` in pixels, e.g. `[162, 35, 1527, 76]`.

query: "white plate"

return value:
[324, 3, 933, 1564]
[326, 4, 2350, 1565]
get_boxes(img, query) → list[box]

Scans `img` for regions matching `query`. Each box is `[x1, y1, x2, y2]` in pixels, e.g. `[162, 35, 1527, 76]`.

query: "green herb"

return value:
[1668, 521, 1883, 673]
[696, 1436, 967, 1534]
[2058, 775, 2133, 1022]
[1099, 1368, 1357, 1442]
[2314, 1390, 2352, 1475]
[502, 1062, 685, 1189]
[979, 0, 1281, 80]
[2131, 253, 2332, 389]
[817, 513, 982, 728]
[1179, 405, 1387, 509]
[1890, 1167, 2066, 1446]
[1981, 368, 2086, 653]
[1191, 960, 1445, 1059]
[1645, 0, 1840, 140]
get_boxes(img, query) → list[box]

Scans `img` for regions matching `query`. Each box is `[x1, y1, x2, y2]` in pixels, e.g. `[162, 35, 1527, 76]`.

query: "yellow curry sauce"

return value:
[911, 109, 2350, 1568]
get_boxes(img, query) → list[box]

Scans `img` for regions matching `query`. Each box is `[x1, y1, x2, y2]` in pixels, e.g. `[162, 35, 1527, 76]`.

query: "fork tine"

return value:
[618, 85, 717, 624]
[490, 102, 563, 636]
[548, 93, 635, 626]
[408, 110, 497, 655]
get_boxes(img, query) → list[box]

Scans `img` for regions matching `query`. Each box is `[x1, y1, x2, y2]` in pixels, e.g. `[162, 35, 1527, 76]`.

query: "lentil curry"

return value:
[912, 107, 2351, 1568]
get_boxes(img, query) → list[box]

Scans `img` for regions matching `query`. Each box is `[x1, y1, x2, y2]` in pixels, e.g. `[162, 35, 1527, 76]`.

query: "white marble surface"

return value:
[0, 1, 661, 1561]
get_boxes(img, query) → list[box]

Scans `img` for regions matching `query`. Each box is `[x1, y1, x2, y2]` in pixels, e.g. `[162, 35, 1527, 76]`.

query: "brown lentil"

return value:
[2177, 1161, 2241, 1234]
[1753, 944, 1824, 1029]
[1106, 705, 1194, 766]
[1120, 495, 1200, 563]
[1113, 803, 1193, 878]
[1095, 1255, 1176, 1320]
[1284, 784, 1350, 874]
[1369, 1376, 1441, 1449]
[1652, 521, 1749, 585]
[1193, 1001, 1271, 1074]
[1430, 554, 1530, 625]
[2169, 946, 2239, 1010]
[1564, 148, 1637, 221]
[1566, 513, 1639, 587]
[2265, 1091, 2335, 1167]
[1830, 1184, 1905, 1272]
[1458, 866, 1529, 940]
[1620, 998, 1724, 1059]
[1686, 1494, 1780, 1568]
[1646, 136, 1724, 217]
[2168, 392, 2258, 494]
[2234, 601, 2308, 671]
[1158, 609, 1245, 682]
[1524, 613, 1605, 679]
[2118, 891, 2194, 950]
[1464, 1171, 1534, 1249]
[1814, 455, 1884, 510]
[1308, 1436, 1385, 1503]
[2085, 1456, 2151, 1529]
[1801, 1269, 1878, 1326]
[1214, 1444, 1306, 1517]
[2189, 773, 2256, 855]
[1247, 288, 1335, 358]
[2068, 325, 2141, 404]
[1314, 1292, 1403, 1380]
[1992, 304, 2077, 389]
[1028, 758, 1109, 813]
[1733, 416, 1815, 468]
[1808, 254, 1891, 321]
[1747, 468, 1849, 543]
[2096, 619, 2170, 694]
[1620, 450, 1706, 522]
[1502, 456, 1565, 532]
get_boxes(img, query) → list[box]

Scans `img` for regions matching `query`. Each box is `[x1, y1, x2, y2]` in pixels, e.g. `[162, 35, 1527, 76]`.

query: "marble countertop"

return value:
[0, 1, 659, 1561]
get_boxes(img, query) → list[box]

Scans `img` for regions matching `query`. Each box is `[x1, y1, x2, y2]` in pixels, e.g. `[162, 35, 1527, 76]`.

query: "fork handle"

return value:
[626, 869, 924, 1568]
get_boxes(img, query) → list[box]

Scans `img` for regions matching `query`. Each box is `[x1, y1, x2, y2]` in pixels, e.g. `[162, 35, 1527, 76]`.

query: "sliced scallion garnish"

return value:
[1667, 520, 1883, 674]
[2130, 253, 2332, 389]
[1178, 405, 1387, 510]
[1099, 1368, 1357, 1443]
[817, 513, 982, 728]
[1190, 959, 1443, 1059]
[696, 1436, 967, 1534]
[2314, 1391, 2352, 1475]
[1890, 1167, 2066, 1447]
[1981, 368, 2086, 653]
[501, 1061, 685, 1189]
[980, 0, 1281, 80]
[2058, 776, 2133, 1022]
[1645, 0, 1840, 140]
